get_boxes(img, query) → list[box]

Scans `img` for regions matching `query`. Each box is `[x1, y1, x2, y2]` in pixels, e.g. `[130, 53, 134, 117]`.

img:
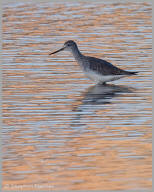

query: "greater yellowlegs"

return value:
[49, 40, 138, 84]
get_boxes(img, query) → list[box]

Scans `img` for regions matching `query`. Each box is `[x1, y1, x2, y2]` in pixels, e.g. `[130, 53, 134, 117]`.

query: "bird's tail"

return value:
[125, 71, 138, 75]
[129, 71, 138, 75]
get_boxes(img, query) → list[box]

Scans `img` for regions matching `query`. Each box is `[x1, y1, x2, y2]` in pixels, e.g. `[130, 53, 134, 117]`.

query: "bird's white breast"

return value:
[84, 70, 126, 83]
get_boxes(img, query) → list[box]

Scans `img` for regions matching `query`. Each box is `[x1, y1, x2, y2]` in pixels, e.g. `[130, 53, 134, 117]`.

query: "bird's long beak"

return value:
[49, 46, 65, 55]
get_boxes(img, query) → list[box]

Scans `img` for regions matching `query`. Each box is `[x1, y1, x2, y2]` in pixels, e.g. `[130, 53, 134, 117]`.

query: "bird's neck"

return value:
[71, 46, 83, 61]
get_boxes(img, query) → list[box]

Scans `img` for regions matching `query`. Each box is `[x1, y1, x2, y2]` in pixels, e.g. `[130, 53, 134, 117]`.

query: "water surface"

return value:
[2, 1, 152, 191]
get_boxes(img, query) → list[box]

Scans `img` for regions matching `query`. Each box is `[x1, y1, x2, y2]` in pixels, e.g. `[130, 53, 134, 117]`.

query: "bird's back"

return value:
[84, 56, 137, 76]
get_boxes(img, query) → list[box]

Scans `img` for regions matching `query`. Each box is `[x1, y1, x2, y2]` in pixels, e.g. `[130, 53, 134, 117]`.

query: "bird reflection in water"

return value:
[81, 84, 135, 105]
[70, 84, 135, 128]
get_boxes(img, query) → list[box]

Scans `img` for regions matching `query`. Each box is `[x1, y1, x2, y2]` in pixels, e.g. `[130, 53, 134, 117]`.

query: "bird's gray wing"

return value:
[87, 56, 130, 76]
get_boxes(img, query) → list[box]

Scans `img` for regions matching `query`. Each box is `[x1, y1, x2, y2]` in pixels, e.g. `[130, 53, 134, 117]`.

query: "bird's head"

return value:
[49, 40, 77, 55]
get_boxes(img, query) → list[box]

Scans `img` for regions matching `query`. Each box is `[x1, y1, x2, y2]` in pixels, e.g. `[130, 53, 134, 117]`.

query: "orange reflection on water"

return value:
[2, 1, 152, 191]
